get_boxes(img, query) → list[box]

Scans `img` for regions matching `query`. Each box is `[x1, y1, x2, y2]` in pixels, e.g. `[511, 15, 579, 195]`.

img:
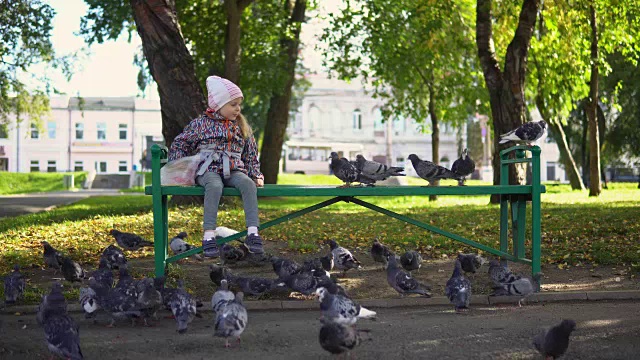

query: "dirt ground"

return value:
[16, 239, 640, 305]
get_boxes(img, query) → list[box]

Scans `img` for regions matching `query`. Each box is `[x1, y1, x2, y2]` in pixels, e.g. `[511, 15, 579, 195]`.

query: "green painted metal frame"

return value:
[147, 144, 545, 278]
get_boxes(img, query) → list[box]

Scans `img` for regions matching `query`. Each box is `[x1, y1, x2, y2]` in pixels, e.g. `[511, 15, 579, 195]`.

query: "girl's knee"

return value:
[204, 179, 224, 192]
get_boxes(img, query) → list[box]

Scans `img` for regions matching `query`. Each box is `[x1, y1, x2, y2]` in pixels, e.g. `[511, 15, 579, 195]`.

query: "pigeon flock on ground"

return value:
[1, 121, 571, 358]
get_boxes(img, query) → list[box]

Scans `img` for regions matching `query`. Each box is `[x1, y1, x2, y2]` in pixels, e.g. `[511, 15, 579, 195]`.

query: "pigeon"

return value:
[103, 270, 141, 327]
[532, 319, 576, 359]
[451, 148, 476, 186]
[153, 276, 178, 311]
[109, 229, 154, 251]
[41, 241, 64, 272]
[319, 253, 334, 272]
[400, 250, 422, 274]
[445, 260, 471, 312]
[214, 292, 248, 348]
[370, 238, 391, 269]
[221, 243, 246, 265]
[318, 320, 370, 356]
[100, 245, 127, 270]
[329, 152, 375, 187]
[4, 265, 26, 305]
[79, 287, 100, 319]
[135, 278, 163, 325]
[39, 284, 83, 360]
[499, 120, 547, 145]
[491, 273, 542, 306]
[271, 256, 302, 279]
[169, 232, 203, 261]
[231, 275, 275, 297]
[457, 253, 486, 274]
[328, 240, 362, 276]
[408, 154, 461, 185]
[488, 260, 522, 286]
[302, 258, 331, 279]
[169, 280, 199, 333]
[211, 279, 235, 314]
[354, 154, 405, 181]
[276, 270, 327, 296]
[216, 226, 239, 239]
[209, 264, 233, 287]
[89, 258, 115, 290]
[315, 287, 376, 325]
[60, 256, 86, 283]
[386, 253, 431, 297]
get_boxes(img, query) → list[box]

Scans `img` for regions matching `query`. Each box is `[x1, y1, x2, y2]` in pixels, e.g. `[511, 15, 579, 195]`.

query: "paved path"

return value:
[0, 189, 133, 218]
[1, 301, 638, 359]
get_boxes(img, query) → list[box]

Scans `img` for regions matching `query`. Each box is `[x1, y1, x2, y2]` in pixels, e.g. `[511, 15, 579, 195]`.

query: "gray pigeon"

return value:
[329, 152, 375, 187]
[386, 253, 431, 297]
[457, 253, 486, 274]
[169, 232, 203, 261]
[370, 238, 390, 270]
[319, 253, 334, 272]
[37, 282, 68, 326]
[39, 284, 83, 360]
[491, 273, 542, 307]
[488, 260, 522, 286]
[354, 154, 405, 181]
[41, 241, 64, 272]
[209, 264, 233, 287]
[400, 250, 422, 274]
[211, 279, 235, 314]
[451, 148, 476, 186]
[135, 278, 163, 325]
[153, 277, 178, 311]
[4, 265, 26, 305]
[271, 256, 302, 279]
[408, 154, 461, 185]
[221, 243, 246, 265]
[89, 258, 114, 290]
[532, 319, 576, 359]
[60, 256, 86, 283]
[100, 245, 127, 270]
[230, 275, 275, 297]
[318, 320, 370, 356]
[328, 240, 362, 276]
[169, 280, 198, 333]
[103, 267, 141, 327]
[276, 269, 326, 296]
[302, 258, 331, 279]
[79, 287, 100, 319]
[214, 292, 248, 348]
[315, 287, 376, 325]
[499, 120, 547, 145]
[109, 229, 153, 251]
[445, 260, 471, 312]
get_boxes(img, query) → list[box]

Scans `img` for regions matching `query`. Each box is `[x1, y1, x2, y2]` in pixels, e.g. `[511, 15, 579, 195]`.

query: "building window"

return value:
[47, 160, 56, 173]
[75, 123, 84, 140]
[74, 161, 83, 171]
[119, 161, 128, 172]
[30, 123, 39, 139]
[97, 123, 106, 140]
[119, 124, 128, 140]
[0, 123, 8, 139]
[47, 121, 56, 139]
[30, 160, 39, 172]
[95, 161, 107, 173]
[352, 109, 362, 130]
[373, 108, 384, 137]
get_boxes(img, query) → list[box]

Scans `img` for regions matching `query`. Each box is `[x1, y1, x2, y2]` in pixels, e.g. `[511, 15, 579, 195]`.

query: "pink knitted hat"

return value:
[206, 76, 244, 112]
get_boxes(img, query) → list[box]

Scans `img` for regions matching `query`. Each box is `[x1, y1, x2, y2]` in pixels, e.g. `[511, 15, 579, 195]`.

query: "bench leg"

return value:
[499, 195, 509, 266]
[153, 194, 169, 277]
[511, 196, 527, 261]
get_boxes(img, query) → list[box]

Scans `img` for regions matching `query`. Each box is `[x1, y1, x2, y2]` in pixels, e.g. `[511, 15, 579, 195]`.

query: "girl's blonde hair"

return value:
[237, 113, 253, 138]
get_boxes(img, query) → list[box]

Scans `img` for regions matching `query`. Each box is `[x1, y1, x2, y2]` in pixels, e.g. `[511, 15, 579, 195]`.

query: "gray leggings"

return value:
[196, 171, 259, 230]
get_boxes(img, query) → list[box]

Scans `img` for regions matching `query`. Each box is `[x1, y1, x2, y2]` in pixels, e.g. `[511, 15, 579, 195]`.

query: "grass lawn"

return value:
[0, 172, 88, 195]
[1, 179, 638, 302]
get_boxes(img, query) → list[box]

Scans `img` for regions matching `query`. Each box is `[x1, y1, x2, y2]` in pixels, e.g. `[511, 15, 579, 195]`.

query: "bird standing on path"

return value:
[400, 250, 422, 274]
[499, 120, 547, 146]
[445, 260, 471, 313]
[39, 283, 83, 360]
[100, 245, 127, 270]
[318, 319, 371, 357]
[451, 149, 476, 186]
[370, 238, 391, 270]
[386, 253, 431, 297]
[408, 154, 461, 185]
[457, 253, 486, 274]
[214, 292, 248, 348]
[4, 265, 26, 305]
[110, 229, 154, 251]
[41, 241, 64, 273]
[532, 319, 576, 359]
[328, 240, 362, 276]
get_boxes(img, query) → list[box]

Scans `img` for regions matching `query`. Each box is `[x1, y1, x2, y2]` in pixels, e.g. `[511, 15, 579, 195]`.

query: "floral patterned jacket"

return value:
[168, 113, 263, 180]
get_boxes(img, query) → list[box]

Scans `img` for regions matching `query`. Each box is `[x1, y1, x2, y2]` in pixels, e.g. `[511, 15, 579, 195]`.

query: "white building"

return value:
[0, 96, 163, 174]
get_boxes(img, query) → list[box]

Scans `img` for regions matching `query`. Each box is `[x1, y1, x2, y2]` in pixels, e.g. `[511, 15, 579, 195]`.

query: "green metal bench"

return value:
[146, 144, 545, 279]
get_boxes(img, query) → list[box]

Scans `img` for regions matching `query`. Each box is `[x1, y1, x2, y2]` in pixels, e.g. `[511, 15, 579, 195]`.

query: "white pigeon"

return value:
[315, 287, 376, 325]
[214, 292, 248, 348]
[499, 120, 547, 145]
[169, 231, 203, 261]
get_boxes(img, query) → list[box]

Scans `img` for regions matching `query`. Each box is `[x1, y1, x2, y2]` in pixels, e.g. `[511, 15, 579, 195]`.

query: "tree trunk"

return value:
[476, 0, 539, 203]
[581, 104, 588, 183]
[130, 0, 207, 205]
[223, 0, 254, 83]
[587, 3, 602, 197]
[428, 87, 439, 201]
[259, 0, 306, 184]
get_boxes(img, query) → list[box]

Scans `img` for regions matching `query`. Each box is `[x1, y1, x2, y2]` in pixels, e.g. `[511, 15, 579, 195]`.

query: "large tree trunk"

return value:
[130, 0, 206, 205]
[580, 104, 588, 183]
[587, 4, 602, 197]
[428, 86, 440, 201]
[223, 0, 254, 83]
[476, 0, 540, 203]
[259, 0, 306, 184]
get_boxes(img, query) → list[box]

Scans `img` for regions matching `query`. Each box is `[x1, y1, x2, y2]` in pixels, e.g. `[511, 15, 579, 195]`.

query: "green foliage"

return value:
[0, 172, 87, 195]
[320, 0, 487, 128]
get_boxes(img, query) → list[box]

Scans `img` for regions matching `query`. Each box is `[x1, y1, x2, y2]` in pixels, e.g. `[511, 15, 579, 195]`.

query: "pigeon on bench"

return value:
[110, 229, 154, 251]
[354, 154, 405, 182]
[533, 319, 576, 360]
[386, 252, 431, 297]
[451, 148, 476, 186]
[169, 231, 203, 261]
[100, 245, 127, 270]
[319, 319, 371, 357]
[39, 282, 83, 360]
[4, 265, 26, 305]
[499, 120, 547, 146]
[329, 152, 375, 187]
[41, 241, 64, 273]
[445, 260, 471, 313]
[408, 154, 461, 185]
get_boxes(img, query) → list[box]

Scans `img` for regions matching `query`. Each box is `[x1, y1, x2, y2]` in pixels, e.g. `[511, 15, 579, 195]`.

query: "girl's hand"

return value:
[255, 178, 264, 187]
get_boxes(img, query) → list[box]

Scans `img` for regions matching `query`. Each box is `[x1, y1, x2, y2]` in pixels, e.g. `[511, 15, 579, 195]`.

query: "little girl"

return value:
[169, 76, 264, 257]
